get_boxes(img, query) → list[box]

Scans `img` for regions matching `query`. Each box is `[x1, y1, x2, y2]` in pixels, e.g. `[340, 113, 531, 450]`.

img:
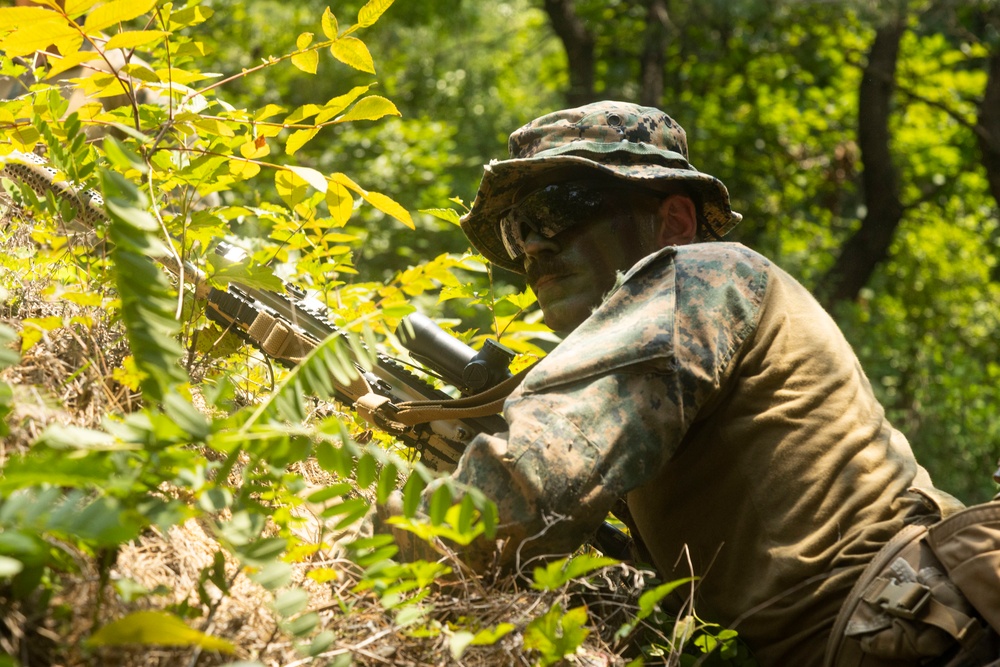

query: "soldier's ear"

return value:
[654, 194, 697, 247]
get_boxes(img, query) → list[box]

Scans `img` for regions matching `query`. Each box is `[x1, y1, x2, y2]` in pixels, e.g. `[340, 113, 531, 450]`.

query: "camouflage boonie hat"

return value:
[460, 100, 742, 273]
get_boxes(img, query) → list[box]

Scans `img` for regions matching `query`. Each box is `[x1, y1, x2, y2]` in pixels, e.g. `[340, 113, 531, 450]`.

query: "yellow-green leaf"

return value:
[275, 170, 309, 208]
[285, 127, 319, 155]
[321, 7, 339, 39]
[334, 95, 399, 124]
[86, 611, 235, 652]
[255, 104, 285, 121]
[20, 316, 63, 352]
[64, 0, 102, 17]
[315, 85, 372, 123]
[45, 51, 97, 79]
[291, 50, 318, 75]
[357, 0, 394, 28]
[229, 159, 261, 181]
[329, 37, 375, 74]
[362, 191, 413, 229]
[288, 165, 328, 193]
[284, 104, 320, 125]
[0, 21, 81, 58]
[329, 171, 367, 194]
[325, 182, 354, 225]
[84, 0, 158, 33]
[104, 30, 169, 50]
[168, 5, 213, 29]
[239, 136, 269, 159]
[0, 6, 62, 29]
[296, 31, 314, 49]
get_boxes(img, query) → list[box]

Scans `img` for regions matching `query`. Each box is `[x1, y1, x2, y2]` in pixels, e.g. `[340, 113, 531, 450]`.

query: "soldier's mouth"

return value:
[526, 258, 573, 291]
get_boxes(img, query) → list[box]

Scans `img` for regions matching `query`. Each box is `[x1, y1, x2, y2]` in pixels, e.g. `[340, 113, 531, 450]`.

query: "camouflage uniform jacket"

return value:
[445, 242, 945, 666]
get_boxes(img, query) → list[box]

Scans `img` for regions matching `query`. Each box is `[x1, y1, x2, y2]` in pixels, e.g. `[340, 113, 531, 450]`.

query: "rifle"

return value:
[0, 148, 634, 560]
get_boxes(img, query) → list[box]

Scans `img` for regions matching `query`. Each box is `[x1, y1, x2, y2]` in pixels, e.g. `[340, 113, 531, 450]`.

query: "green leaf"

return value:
[291, 50, 319, 75]
[85, 0, 158, 33]
[0, 325, 20, 369]
[236, 537, 287, 566]
[357, 0, 394, 28]
[335, 96, 400, 124]
[401, 472, 425, 517]
[421, 207, 461, 226]
[315, 85, 373, 123]
[330, 37, 375, 74]
[471, 623, 515, 646]
[86, 611, 235, 652]
[35, 424, 122, 450]
[286, 128, 320, 156]
[376, 462, 397, 504]
[273, 588, 309, 617]
[104, 30, 169, 50]
[531, 554, 618, 591]
[356, 452, 377, 488]
[428, 484, 452, 526]
[360, 190, 413, 229]
[523, 604, 590, 666]
[250, 561, 294, 591]
[321, 7, 339, 39]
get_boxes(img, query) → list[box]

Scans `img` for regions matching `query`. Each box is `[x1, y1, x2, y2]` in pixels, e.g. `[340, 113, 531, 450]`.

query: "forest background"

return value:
[0, 0, 999, 665]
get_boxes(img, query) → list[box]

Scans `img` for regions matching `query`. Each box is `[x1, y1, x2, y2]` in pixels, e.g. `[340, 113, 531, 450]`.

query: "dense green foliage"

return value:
[0, 0, 998, 664]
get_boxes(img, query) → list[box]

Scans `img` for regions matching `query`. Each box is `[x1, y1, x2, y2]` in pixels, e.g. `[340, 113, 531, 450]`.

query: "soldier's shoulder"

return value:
[676, 242, 772, 270]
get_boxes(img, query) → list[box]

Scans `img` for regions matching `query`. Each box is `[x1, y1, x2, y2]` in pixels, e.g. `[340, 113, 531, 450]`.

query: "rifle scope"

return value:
[397, 313, 514, 395]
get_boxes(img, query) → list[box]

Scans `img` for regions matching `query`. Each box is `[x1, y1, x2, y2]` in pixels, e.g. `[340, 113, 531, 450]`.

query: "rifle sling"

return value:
[386, 364, 534, 426]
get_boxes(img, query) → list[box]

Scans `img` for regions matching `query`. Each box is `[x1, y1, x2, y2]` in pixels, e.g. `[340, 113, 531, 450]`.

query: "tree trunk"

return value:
[821, 16, 907, 307]
[639, 0, 670, 107]
[977, 49, 1000, 208]
[542, 0, 596, 106]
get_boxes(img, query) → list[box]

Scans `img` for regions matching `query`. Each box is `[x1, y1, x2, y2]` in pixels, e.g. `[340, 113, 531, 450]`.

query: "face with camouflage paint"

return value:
[520, 185, 664, 335]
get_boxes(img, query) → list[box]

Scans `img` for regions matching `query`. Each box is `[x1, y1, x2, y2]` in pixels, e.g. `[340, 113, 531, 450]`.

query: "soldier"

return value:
[384, 101, 993, 665]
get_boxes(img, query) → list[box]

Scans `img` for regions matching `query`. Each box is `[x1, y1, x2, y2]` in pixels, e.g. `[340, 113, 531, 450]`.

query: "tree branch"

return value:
[821, 14, 907, 307]
[542, 0, 596, 106]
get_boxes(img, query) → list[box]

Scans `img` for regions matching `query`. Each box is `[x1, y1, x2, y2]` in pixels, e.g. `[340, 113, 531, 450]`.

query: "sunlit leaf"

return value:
[523, 605, 589, 666]
[325, 182, 354, 225]
[285, 128, 320, 156]
[334, 96, 399, 124]
[0, 20, 81, 58]
[421, 207, 461, 226]
[361, 190, 412, 228]
[275, 170, 309, 209]
[329, 37, 375, 74]
[321, 7, 339, 39]
[64, 0, 102, 17]
[287, 165, 328, 193]
[292, 33, 318, 74]
[84, 0, 158, 33]
[86, 611, 235, 652]
[357, 0, 394, 28]
[167, 5, 213, 29]
[531, 554, 618, 591]
[104, 30, 169, 50]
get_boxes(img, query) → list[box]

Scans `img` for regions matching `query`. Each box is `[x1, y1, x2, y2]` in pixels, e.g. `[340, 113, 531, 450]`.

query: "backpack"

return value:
[825, 493, 1000, 666]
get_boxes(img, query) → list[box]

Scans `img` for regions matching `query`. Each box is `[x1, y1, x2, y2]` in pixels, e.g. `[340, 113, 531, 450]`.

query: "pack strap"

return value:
[825, 523, 929, 667]
[861, 576, 979, 640]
